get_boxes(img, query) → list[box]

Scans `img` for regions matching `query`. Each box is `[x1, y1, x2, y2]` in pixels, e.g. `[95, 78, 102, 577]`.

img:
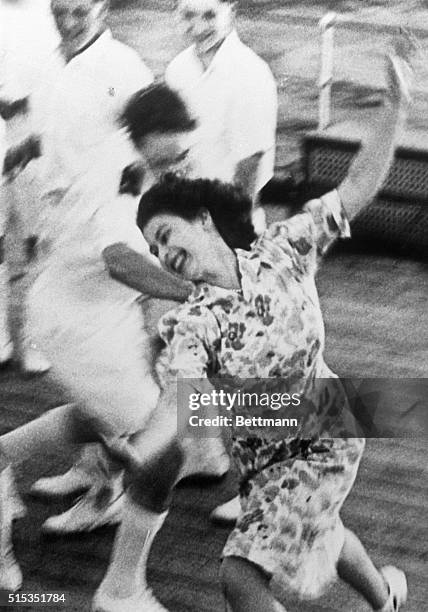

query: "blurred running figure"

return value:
[0, 83, 198, 612]
[2, 0, 153, 373]
[0, 0, 58, 372]
[3, 0, 153, 527]
[166, 0, 277, 229]
[30, 84, 229, 535]
[28, 2, 230, 533]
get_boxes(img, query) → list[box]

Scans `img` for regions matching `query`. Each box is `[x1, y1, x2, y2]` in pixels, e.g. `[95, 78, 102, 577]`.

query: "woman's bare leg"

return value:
[337, 529, 389, 610]
[220, 557, 286, 612]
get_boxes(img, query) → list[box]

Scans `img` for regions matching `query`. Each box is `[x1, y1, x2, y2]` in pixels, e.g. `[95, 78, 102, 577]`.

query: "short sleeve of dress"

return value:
[156, 303, 221, 385]
[303, 189, 350, 254]
[264, 189, 350, 273]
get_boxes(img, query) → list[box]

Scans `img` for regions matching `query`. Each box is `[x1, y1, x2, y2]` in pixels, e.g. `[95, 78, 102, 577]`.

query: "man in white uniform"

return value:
[28, 0, 154, 195]
[0, 83, 217, 612]
[2, 0, 155, 372]
[3, 0, 153, 520]
[25, 0, 229, 533]
[165, 0, 277, 214]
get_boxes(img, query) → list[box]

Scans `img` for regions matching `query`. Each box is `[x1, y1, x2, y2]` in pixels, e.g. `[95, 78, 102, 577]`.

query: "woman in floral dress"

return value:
[137, 51, 412, 612]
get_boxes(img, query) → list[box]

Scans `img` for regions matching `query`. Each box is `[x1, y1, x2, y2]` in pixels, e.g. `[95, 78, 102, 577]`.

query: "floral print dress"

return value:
[157, 190, 365, 601]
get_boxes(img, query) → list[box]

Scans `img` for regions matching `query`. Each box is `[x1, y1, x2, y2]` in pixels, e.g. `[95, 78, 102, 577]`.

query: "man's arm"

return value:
[102, 242, 193, 302]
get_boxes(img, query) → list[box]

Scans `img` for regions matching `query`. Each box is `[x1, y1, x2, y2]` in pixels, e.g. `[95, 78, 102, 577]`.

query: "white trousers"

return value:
[28, 273, 160, 441]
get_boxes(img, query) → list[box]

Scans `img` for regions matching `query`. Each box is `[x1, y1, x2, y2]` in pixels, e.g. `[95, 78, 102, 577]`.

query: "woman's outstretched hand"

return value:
[385, 29, 416, 107]
[393, 26, 420, 64]
[336, 29, 416, 220]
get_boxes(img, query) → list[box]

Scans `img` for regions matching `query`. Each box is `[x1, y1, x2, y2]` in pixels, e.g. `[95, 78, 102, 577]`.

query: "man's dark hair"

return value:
[137, 173, 256, 251]
[259, 175, 329, 213]
[120, 82, 196, 145]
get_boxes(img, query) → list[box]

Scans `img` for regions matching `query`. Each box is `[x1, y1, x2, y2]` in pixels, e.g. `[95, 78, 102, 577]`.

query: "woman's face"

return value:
[177, 0, 234, 56]
[143, 212, 211, 281]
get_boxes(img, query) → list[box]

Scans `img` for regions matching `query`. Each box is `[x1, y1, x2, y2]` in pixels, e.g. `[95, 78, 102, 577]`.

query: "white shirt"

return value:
[165, 30, 277, 192]
[32, 29, 154, 194]
[0, 0, 59, 102]
[0, 116, 5, 169]
[35, 131, 157, 313]
[0, 116, 5, 229]
[28, 137, 160, 420]
[0, 0, 59, 149]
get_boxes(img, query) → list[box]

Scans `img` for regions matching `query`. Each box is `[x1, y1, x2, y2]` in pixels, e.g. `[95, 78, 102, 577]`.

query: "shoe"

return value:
[0, 548, 22, 592]
[41, 492, 124, 534]
[379, 566, 407, 612]
[92, 586, 168, 612]
[20, 344, 50, 375]
[0, 467, 26, 591]
[210, 495, 241, 525]
[181, 436, 230, 480]
[30, 467, 93, 498]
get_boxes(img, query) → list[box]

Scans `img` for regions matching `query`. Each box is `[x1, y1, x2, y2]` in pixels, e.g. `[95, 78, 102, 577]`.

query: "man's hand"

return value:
[393, 26, 420, 65]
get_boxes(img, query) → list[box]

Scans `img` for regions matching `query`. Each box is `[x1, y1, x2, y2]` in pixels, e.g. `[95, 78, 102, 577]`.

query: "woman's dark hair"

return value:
[137, 174, 257, 250]
[120, 82, 196, 146]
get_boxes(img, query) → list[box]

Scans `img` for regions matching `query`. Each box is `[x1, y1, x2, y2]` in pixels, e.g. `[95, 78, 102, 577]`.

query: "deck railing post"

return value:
[318, 12, 338, 130]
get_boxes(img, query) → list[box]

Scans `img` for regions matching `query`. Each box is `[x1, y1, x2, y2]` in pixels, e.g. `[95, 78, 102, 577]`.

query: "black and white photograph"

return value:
[0, 0, 426, 610]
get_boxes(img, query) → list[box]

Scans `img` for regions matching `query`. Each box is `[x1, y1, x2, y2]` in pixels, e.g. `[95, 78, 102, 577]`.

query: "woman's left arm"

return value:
[337, 53, 412, 221]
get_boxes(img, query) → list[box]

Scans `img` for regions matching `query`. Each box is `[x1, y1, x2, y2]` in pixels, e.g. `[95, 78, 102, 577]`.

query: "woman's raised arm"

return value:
[338, 49, 413, 220]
